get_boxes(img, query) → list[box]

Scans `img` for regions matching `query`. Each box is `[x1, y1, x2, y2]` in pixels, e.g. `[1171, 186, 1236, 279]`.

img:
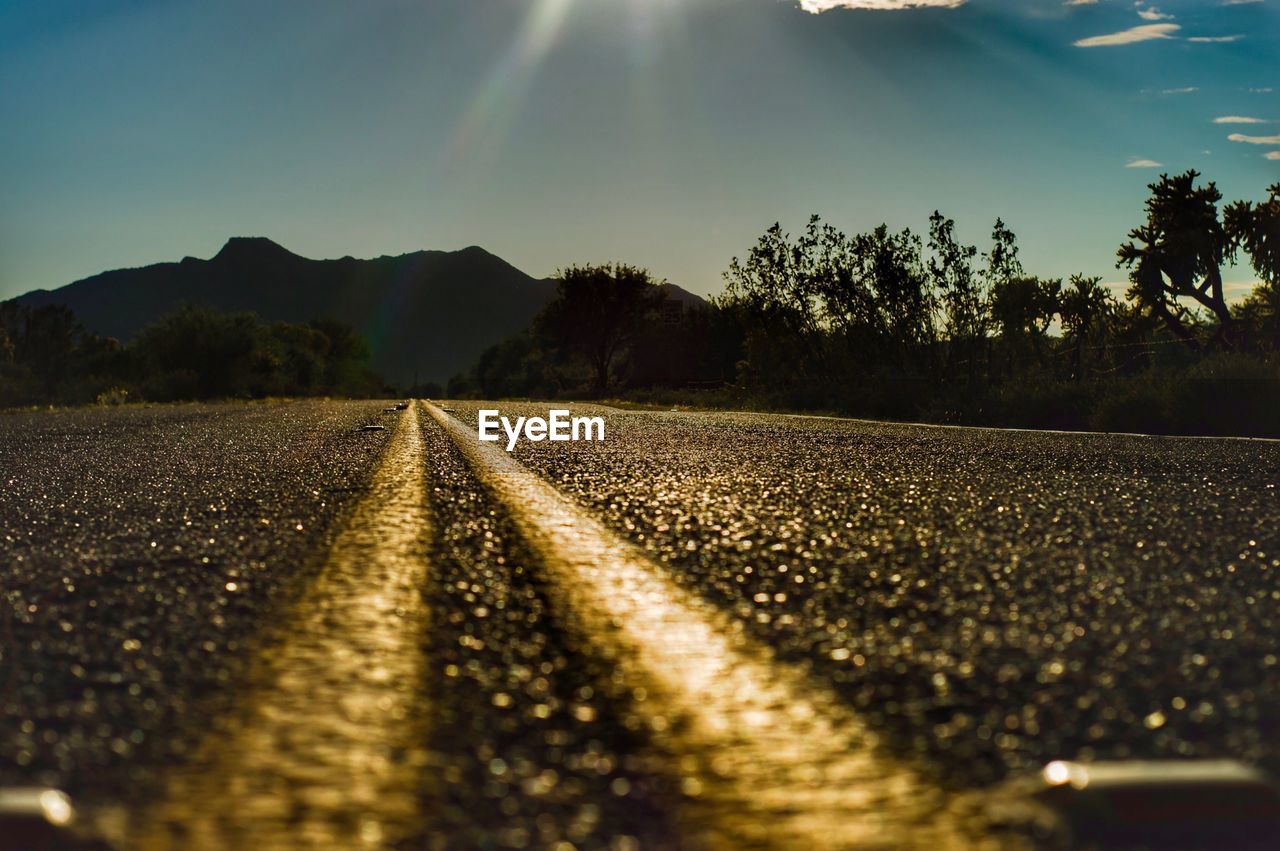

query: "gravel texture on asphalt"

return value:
[450, 403, 1280, 788]
[7, 398, 1280, 848]
[0, 401, 394, 804]
[414, 413, 681, 850]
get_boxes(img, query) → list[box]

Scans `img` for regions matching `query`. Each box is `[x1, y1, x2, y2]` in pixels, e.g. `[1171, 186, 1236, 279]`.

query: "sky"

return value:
[1, 0, 1277, 302]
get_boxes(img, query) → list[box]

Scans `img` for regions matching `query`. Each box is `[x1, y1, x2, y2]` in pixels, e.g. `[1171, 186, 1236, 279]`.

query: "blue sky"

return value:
[1, 0, 1276, 301]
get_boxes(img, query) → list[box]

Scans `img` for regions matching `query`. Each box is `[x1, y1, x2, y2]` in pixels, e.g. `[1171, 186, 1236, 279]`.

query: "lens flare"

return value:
[448, 0, 575, 161]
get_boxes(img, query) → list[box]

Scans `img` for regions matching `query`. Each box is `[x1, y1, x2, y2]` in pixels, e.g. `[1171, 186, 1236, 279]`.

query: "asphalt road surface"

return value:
[2, 400, 1278, 850]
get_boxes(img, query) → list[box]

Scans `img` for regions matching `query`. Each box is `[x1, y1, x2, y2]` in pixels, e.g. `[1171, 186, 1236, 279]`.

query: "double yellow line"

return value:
[111, 401, 989, 850]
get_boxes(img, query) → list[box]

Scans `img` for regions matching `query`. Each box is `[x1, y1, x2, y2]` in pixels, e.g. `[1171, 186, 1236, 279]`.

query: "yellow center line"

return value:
[111, 403, 432, 850]
[425, 402, 994, 850]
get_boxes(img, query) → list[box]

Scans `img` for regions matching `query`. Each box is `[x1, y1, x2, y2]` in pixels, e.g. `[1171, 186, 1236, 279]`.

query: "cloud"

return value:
[1228, 133, 1280, 145]
[1249, 88, 1274, 93]
[1214, 116, 1267, 124]
[1065, 1, 1098, 5]
[1267, 151, 1280, 161]
[797, 0, 965, 11]
[1074, 23, 1180, 47]
[1188, 35, 1244, 42]
[1137, 5, 1173, 21]
[1161, 87, 1199, 94]
[1125, 158, 1164, 168]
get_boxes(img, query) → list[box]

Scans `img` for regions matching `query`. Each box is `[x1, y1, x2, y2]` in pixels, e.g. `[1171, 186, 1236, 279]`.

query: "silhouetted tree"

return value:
[990, 276, 1061, 374]
[724, 217, 833, 381]
[1232, 285, 1280, 354]
[308, 318, 373, 394]
[538, 263, 665, 396]
[982, 218, 1024, 376]
[853, 225, 936, 370]
[474, 332, 559, 398]
[1225, 182, 1280, 286]
[18, 305, 82, 392]
[1118, 170, 1235, 349]
[1225, 183, 1280, 352]
[629, 304, 744, 389]
[928, 212, 982, 378]
[132, 306, 261, 399]
[1059, 275, 1112, 380]
[726, 217, 939, 389]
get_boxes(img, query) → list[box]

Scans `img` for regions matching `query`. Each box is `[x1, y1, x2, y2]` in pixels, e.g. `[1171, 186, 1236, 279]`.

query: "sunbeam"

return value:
[446, 0, 576, 165]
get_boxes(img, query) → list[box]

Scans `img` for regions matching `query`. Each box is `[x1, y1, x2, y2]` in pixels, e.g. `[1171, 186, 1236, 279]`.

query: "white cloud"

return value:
[1188, 35, 1244, 42]
[1228, 133, 1280, 144]
[1249, 88, 1274, 93]
[1214, 116, 1267, 124]
[1065, 1, 1098, 5]
[1074, 22, 1180, 47]
[1161, 86, 1199, 94]
[797, 0, 965, 11]
[1266, 151, 1280, 161]
[1137, 5, 1173, 21]
[1125, 158, 1164, 168]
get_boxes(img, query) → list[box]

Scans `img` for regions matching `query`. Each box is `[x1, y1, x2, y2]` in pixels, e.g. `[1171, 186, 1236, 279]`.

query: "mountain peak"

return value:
[213, 236, 295, 263]
[15, 239, 559, 385]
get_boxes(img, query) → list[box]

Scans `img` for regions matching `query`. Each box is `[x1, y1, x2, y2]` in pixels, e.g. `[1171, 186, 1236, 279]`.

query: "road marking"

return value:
[425, 402, 989, 850]
[114, 403, 432, 850]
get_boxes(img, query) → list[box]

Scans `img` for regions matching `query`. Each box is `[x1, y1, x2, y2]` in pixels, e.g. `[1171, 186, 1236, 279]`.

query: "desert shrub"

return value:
[95, 386, 130, 406]
[986, 379, 1097, 432]
[0, 300, 388, 406]
[1092, 355, 1280, 437]
[1165, 354, 1280, 437]
[0, 363, 41, 407]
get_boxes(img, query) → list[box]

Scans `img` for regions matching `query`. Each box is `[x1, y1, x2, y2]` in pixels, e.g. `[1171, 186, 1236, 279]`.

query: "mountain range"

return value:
[14, 238, 705, 385]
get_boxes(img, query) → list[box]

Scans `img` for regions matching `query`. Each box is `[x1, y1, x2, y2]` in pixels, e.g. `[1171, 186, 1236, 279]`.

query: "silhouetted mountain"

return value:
[15, 239, 704, 385]
[657, 283, 706, 308]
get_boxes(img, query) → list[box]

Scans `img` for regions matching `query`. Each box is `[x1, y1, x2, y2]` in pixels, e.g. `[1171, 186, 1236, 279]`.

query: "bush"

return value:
[0, 299, 388, 406]
[1166, 354, 1280, 436]
[95, 386, 130, 406]
[1093, 355, 1280, 437]
[986, 379, 1097, 432]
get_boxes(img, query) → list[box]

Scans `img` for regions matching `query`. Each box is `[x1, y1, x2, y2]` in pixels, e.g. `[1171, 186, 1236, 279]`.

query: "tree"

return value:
[1225, 183, 1280, 352]
[1232, 284, 1280, 354]
[983, 218, 1023, 295]
[474, 332, 557, 398]
[1059, 275, 1112, 380]
[826, 225, 935, 373]
[16, 305, 83, 393]
[989, 276, 1061, 375]
[132, 306, 263, 399]
[724, 217, 835, 379]
[928, 212, 982, 378]
[538, 263, 665, 396]
[1117, 170, 1235, 349]
[308, 318, 372, 394]
[860, 225, 936, 368]
[1225, 182, 1280, 286]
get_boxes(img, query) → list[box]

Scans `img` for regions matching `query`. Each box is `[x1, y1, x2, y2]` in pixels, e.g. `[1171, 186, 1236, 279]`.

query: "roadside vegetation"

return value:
[0, 303, 387, 407]
[451, 172, 1280, 437]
